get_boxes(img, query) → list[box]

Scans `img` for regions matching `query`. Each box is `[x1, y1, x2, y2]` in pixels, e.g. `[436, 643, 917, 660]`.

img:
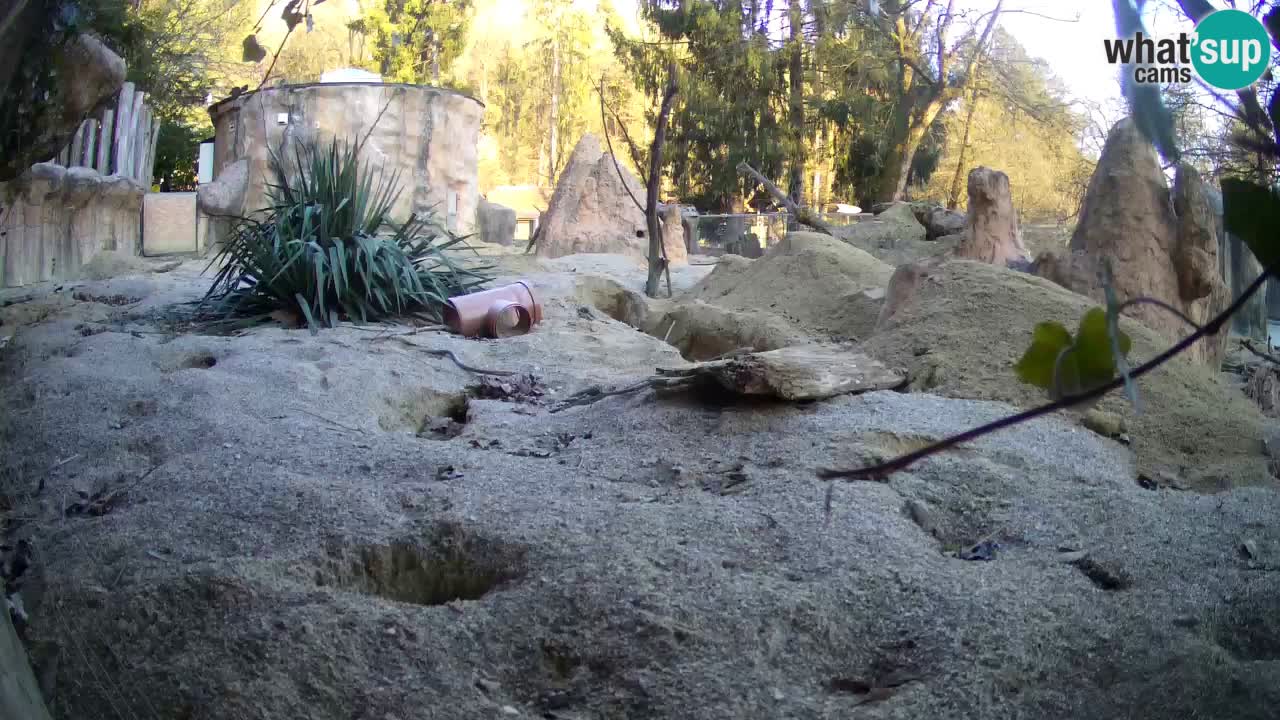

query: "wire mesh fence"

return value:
[685, 211, 862, 256]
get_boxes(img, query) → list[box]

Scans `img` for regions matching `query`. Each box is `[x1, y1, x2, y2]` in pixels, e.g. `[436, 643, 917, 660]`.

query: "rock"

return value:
[1205, 186, 1268, 342]
[1034, 118, 1230, 368]
[860, 259, 1270, 489]
[535, 134, 648, 260]
[660, 205, 688, 266]
[832, 202, 936, 265]
[921, 205, 967, 240]
[197, 159, 249, 217]
[0, 34, 126, 182]
[476, 197, 517, 246]
[1082, 409, 1126, 438]
[955, 167, 1030, 266]
[208, 84, 483, 235]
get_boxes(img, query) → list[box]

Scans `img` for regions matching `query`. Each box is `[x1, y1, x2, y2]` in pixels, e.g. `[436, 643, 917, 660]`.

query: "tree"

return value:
[857, 0, 1005, 203]
[362, 0, 472, 83]
[612, 0, 791, 211]
[920, 27, 1091, 221]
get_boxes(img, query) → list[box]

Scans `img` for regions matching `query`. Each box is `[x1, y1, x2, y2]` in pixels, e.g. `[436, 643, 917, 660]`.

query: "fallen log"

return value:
[551, 344, 905, 412]
[735, 161, 838, 237]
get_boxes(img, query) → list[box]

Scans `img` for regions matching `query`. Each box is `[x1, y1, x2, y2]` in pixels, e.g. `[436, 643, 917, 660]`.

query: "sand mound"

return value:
[80, 250, 152, 280]
[683, 231, 893, 341]
[857, 259, 1272, 491]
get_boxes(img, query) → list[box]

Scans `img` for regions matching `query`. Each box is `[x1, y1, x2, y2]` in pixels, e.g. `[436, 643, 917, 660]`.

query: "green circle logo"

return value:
[1191, 9, 1272, 90]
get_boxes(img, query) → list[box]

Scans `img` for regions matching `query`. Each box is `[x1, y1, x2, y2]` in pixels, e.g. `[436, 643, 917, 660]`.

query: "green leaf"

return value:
[1222, 178, 1280, 271]
[1015, 309, 1133, 398]
[1014, 321, 1073, 390]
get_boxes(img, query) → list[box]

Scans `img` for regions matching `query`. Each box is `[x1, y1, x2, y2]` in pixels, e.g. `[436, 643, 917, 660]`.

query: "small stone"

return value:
[772, 688, 785, 701]
[500, 706, 520, 716]
[1082, 409, 1124, 438]
[1240, 539, 1260, 560]
[903, 499, 937, 538]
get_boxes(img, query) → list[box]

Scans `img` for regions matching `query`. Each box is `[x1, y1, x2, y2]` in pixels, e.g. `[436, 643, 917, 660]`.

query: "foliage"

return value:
[111, 0, 251, 122]
[0, 0, 115, 181]
[1015, 309, 1133, 399]
[199, 138, 492, 332]
[362, 0, 473, 83]
[612, 0, 791, 211]
[919, 28, 1091, 219]
[152, 118, 204, 190]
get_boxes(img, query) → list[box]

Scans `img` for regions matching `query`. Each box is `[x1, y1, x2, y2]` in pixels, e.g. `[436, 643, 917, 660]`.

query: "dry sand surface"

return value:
[1, 250, 1279, 720]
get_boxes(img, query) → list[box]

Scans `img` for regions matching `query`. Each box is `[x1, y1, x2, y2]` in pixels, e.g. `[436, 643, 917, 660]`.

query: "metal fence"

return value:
[686, 211, 861, 255]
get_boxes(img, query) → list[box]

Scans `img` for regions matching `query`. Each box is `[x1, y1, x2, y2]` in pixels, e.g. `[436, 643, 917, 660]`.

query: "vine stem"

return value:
[817, 264, 1277, 481]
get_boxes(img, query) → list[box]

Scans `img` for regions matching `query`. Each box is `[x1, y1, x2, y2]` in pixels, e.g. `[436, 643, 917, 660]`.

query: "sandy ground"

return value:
[1, 250, 1279, 720]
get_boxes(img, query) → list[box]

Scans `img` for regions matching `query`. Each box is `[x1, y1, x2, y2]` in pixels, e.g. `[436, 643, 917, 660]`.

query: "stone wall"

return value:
[206, 83, 484, 241]
[0, 163, 144, 288]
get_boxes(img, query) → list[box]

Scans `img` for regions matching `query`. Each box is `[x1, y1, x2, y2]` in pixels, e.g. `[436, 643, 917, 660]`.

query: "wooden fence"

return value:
[48, 81, 160, 186]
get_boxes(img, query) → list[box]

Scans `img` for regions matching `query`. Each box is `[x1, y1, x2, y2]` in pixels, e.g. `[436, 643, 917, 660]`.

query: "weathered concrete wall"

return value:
[142, 192, 199, 255]
[207, 83, 484, 239]
[0, 163, 144, 288]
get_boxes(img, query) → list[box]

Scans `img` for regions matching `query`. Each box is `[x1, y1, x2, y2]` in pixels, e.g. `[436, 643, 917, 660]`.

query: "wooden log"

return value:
[81, 120, 98, 168]
[126, 93, 145, 180]
[144, 115, 161, 187]
[68, 120, 85, 168]
[735, 161, 837, 237]
[113, 82, 135, 176]
[131, 104, 150, 183]
[96, 108, 114, 173]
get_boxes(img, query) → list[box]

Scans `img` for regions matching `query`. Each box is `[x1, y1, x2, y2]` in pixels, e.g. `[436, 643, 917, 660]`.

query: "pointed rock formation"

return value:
[1033, 117, 1231, 368]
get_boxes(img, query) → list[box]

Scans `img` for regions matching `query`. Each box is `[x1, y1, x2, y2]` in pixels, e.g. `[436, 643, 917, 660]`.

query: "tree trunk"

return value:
[736, 161, 837, 236]
[875, 97, 944, 203]
[548, 38, 561, 184]
[646, 63, 680, 298]
[947, 84, 982, 209]
[787, 0, 805, 205]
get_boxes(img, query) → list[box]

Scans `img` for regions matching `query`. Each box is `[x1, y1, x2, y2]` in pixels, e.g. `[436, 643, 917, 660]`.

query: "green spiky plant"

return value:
[197, 137, 492, 333]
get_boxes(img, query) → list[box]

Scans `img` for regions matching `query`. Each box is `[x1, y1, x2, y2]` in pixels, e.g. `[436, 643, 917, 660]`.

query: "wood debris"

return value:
[551, 344, 906, 412]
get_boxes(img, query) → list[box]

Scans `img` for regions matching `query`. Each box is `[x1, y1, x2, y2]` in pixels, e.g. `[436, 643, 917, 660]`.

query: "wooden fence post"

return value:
[96, 108, 114, 174]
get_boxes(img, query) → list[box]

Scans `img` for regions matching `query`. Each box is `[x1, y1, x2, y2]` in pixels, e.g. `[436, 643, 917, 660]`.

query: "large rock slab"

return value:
[0, 34, 125, 182]
[1034, 118, 1231, 368]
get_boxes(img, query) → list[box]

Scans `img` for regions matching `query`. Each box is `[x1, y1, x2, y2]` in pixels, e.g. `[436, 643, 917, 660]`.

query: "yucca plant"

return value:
[197, 137, 492, 332]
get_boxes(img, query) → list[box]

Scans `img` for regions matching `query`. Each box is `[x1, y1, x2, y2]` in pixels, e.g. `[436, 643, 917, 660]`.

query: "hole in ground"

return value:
[377, 387, 469, 435]
[317, 522, 527, 606]
[181, 354, 217, 370]
[418, 396, 469, 440]
[1213, 592, 1280, 661]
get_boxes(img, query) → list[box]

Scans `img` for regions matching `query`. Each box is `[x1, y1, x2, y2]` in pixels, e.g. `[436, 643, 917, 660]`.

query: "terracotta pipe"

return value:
[443, 281, 542, 338]
[486, 300, 532, 338]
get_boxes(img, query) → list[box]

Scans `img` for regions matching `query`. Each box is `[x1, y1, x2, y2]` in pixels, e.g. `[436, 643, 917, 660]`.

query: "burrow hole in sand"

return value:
[182, 354, 218, 370]
[316, 522, 528, 606]
[378, 388, 470, 439]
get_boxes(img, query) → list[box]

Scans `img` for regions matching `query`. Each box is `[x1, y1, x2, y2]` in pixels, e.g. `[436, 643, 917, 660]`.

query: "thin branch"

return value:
[598, 79, 646, 215]
[1243, 340, 1280, 366]
[817, 262, 1275, 481]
